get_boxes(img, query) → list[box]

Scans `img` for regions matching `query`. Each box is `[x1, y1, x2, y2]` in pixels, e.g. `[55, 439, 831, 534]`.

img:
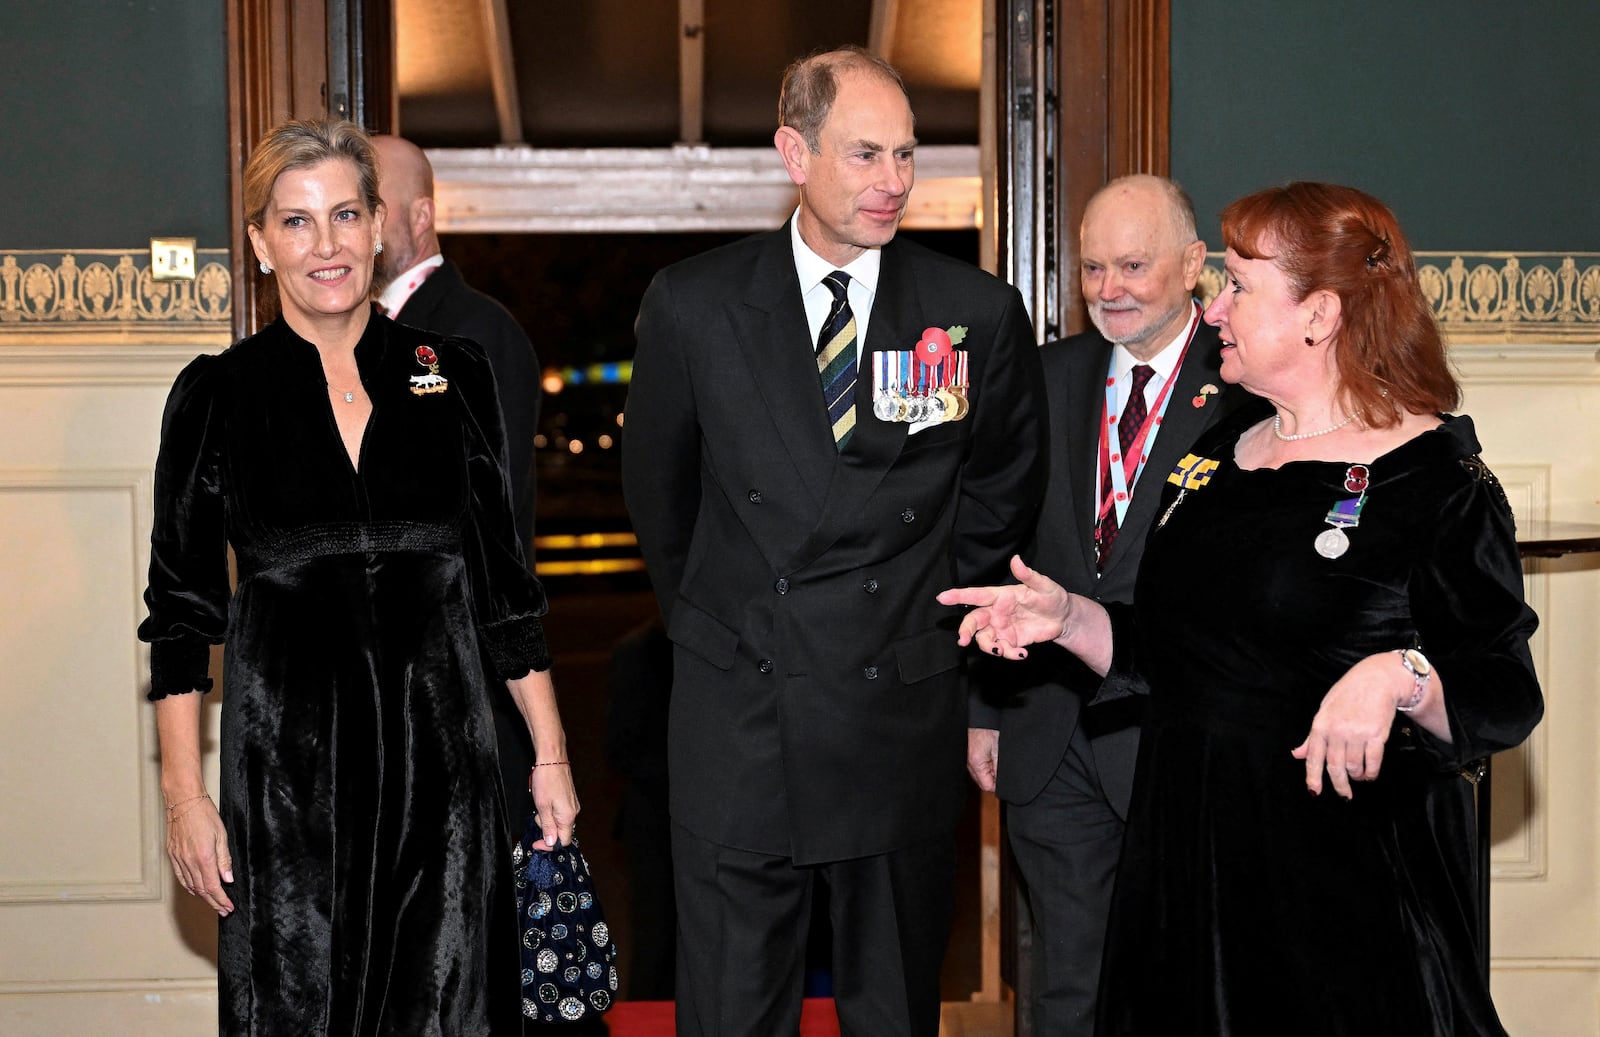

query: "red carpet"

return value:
[606, 998, 841, 1036]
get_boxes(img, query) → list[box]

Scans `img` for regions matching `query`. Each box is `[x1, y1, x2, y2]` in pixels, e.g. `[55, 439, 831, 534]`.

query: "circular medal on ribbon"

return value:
[1315, 528, 1349, 559]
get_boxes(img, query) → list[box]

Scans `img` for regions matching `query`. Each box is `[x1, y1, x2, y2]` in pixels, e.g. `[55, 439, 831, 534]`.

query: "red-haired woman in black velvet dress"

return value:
[942, 183, 1541, 1036]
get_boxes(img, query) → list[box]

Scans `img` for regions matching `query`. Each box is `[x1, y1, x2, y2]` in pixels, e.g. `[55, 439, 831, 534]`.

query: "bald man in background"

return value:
[968, 175, 1258, 1036]
[373, 135, 544, 831]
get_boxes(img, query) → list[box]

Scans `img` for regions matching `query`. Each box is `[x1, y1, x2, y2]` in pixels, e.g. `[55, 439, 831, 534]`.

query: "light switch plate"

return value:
[150, 237, 197, 281]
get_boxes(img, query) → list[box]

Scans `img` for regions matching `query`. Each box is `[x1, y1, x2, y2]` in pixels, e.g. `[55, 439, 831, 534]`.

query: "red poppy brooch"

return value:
[410, 344, 450, 396]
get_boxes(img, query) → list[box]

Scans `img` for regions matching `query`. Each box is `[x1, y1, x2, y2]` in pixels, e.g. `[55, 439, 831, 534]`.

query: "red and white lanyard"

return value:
[1095, 310, 1200, 529]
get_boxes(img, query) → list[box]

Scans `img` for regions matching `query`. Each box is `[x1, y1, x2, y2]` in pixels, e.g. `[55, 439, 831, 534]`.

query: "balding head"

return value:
[1078, 174, 1206, 360]
[371, 134, 439, 290]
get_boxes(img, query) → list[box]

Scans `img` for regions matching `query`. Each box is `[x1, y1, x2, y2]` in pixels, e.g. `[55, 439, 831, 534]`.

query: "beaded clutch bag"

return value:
[513, 813, 620, 1024]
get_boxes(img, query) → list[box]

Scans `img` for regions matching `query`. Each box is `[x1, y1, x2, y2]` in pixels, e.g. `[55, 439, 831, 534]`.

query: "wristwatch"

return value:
[1396, 648, 1431, 712]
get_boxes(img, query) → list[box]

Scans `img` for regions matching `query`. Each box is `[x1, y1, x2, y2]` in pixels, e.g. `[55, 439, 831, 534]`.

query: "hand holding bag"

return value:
[513, 812, 620, 1024]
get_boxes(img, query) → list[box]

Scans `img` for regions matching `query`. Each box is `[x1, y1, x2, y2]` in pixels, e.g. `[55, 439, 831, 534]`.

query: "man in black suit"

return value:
[372, 134, 542, 556]
[372, 134, 544, 834]
[623, 47, 1047, 1037]
[967, 175, 1256, 1036]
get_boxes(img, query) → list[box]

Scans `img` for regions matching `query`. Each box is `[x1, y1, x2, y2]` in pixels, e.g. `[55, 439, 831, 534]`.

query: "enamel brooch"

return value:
[410, 344, 449, 396]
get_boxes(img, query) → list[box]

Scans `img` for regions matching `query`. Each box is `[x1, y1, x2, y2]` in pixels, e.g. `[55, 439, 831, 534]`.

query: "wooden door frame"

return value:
[996, 0, 1169, 344]
[993, 3, 1167, 1032]
[226, 0, 394, 339]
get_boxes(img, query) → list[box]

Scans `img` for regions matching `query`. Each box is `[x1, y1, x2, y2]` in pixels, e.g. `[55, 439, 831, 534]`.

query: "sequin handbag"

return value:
[513, 812, 620, 1024]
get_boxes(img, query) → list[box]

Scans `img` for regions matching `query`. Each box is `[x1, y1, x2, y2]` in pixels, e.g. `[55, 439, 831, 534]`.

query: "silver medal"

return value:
[873, 393, 899, 421]
[1314, 527, 1349, 559]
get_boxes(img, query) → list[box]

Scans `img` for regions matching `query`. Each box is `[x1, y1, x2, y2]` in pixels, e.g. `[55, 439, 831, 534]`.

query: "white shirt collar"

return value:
[377, 252, 445, 316]
[1110, 300, 1202, 387]
[789, 211, 881, 296]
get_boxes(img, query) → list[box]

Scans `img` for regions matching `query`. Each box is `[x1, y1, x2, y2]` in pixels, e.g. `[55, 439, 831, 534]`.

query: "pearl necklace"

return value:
[1272, 411, 1357, 441]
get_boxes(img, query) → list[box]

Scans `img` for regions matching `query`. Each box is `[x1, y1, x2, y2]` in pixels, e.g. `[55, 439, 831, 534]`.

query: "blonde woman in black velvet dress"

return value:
[139, 119, 577, 1036]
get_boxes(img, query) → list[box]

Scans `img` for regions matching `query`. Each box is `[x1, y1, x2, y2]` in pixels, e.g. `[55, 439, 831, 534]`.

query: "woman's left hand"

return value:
[506, 668, 581, 849]
[1292, 652, 1407, 798]
[528, 762, 580, 851]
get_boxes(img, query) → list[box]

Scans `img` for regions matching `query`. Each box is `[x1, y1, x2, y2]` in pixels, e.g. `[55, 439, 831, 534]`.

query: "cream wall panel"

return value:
[1483, 465, 1550, 883]
[1457, 348, 1600, 1036]
[0, 982, 216, 1037]
[0, 472, 158, 900]
[1, 342, 223, 1033]
[1490, 965, 1600, 1037]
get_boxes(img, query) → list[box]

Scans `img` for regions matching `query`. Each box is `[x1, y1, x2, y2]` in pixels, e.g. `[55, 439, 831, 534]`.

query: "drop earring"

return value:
[374, 241, 384, 255]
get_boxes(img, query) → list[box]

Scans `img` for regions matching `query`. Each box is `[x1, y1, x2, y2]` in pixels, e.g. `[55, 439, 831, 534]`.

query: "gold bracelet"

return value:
[165, 793, 211, 823]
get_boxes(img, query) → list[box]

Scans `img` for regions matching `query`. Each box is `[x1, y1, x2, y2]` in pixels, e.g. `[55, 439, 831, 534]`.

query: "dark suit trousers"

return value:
[1007, 721, 1125, 1037]
[671, 822, 955, 1037]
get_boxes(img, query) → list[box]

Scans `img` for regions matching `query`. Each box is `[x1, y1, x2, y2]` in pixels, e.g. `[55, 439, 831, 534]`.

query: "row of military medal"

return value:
[870, 325, 972, 424]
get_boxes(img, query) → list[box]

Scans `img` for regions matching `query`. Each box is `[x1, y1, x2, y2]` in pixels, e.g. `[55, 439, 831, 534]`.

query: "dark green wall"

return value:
[1171, 1, 1600, 251]
[1, 1, 230, 248]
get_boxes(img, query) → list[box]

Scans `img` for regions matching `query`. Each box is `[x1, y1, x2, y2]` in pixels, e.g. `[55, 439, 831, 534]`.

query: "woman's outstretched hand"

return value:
[938, 555, 1075, 661]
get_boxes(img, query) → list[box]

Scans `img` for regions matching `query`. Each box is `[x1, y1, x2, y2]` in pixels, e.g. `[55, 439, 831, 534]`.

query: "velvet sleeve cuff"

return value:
[146, 637, 216, 701]
[1085, 601, 1146, 707]
[481, 614, 552, 680]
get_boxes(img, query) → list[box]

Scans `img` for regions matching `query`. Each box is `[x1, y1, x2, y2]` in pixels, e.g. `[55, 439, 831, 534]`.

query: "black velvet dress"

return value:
[139, 314, 549, 1036]
[1095, 413, 1542, 1036]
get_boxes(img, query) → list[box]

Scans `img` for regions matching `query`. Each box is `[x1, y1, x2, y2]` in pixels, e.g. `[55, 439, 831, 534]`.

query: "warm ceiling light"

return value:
[396, 0, 492, 99]
[887, 0, 982, 91]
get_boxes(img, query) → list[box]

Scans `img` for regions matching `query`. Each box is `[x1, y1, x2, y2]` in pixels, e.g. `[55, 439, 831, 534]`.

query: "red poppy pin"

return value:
[1192, 383, 1219, 408]
[410, 343, 449, 396]
[915, 325, 967, 366]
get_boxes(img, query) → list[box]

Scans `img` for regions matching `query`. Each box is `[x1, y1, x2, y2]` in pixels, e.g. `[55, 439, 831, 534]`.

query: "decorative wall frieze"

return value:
[0, 249, 231, 335]
[1201, 253, 1600, 343]
[7, 245, 1592, 344]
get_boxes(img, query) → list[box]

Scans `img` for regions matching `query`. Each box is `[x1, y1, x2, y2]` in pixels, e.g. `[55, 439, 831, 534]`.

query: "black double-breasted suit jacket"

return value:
[971, 318, 1259, 814]
[623, 225, 1047, 865]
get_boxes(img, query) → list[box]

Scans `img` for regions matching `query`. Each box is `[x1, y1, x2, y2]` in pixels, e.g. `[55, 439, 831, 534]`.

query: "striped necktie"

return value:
[816, 271, 857, 450]
[1096, 363, 1156, 569]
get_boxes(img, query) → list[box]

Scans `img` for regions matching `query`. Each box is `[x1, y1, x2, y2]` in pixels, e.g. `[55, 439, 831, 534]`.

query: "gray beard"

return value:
[1089, 298, 1190, 355]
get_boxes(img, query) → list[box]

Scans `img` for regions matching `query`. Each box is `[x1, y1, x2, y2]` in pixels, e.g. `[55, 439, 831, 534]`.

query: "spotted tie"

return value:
[816, 271, 857, 450]
[1096, 363, 1156, 568]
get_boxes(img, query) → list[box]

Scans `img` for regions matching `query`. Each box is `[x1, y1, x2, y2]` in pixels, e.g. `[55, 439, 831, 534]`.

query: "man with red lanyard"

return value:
[968, 176, 1262, 1036]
